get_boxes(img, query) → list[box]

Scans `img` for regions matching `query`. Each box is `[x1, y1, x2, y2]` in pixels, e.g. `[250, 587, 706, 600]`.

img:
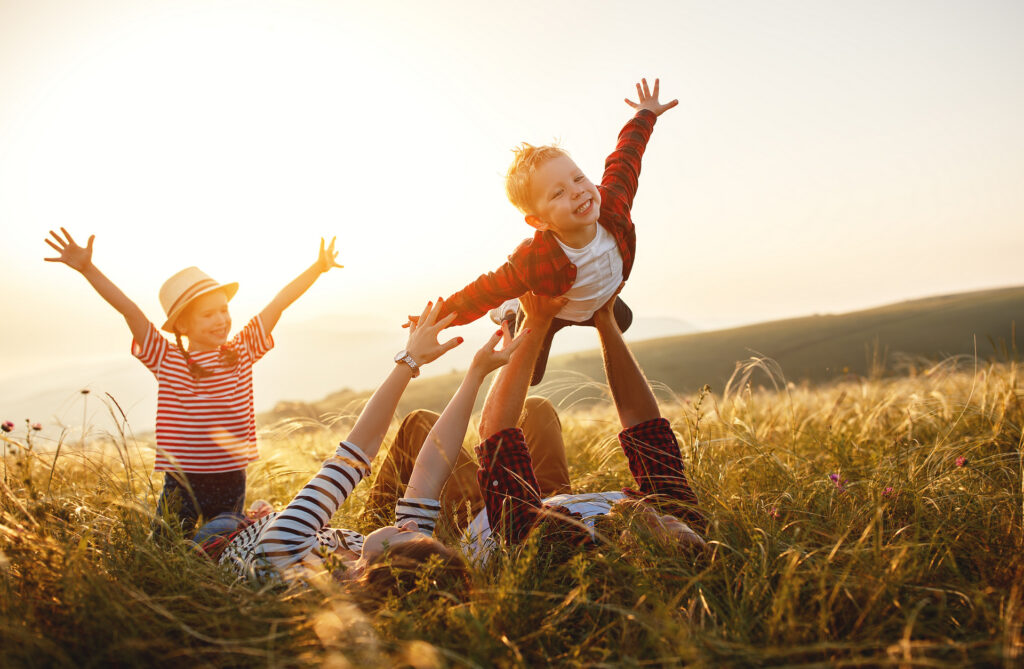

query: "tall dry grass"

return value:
[2, 356, 1022, 667]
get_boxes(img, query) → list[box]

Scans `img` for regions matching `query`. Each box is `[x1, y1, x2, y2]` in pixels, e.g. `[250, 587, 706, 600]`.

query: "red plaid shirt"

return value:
[476, 417, 703, 547]
[441, 109, 657, 326]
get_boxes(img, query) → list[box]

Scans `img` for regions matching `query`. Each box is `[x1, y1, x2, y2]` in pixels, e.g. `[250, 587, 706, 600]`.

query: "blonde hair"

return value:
[505, 143, 571, 215]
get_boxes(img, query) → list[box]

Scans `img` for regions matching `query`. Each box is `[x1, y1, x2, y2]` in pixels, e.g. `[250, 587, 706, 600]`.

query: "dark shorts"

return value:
[155, 469, 247, 536]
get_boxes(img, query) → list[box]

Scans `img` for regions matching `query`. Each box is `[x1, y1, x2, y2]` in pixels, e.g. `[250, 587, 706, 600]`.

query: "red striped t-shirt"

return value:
[133, 317, 274, 473]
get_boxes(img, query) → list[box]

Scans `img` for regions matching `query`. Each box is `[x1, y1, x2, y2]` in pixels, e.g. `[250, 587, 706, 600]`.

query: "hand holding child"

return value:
[44, 228, 95, 273]
[625, 78, 678, 118]
[518, 291, 568, 327]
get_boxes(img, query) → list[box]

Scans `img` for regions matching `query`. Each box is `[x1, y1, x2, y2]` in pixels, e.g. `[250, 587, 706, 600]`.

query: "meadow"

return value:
[2, 353, 1022, 667]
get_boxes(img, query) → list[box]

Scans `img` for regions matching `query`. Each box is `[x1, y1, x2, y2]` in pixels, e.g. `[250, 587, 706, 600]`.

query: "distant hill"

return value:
[259, 285, 1024, 423]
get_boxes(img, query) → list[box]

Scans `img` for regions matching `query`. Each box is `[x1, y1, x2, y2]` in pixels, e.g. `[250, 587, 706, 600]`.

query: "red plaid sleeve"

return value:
[475, 427, 586, 545]
[600, 109, 656, 214]
[619, 417, 706, 531]
[440, 245, 531, 326]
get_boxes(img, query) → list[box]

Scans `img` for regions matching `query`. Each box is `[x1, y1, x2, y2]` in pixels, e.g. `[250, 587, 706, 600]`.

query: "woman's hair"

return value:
[353, 537, 469, 605]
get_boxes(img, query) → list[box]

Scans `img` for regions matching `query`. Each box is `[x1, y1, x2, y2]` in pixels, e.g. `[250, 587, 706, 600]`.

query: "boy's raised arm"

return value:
[602, 77, 677, 208]
[259, 237, 342, 333]
[44, 228, 149, 344]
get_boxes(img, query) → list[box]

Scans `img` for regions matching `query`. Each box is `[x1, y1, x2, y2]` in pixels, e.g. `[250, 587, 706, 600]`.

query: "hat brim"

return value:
[161, 282, 239, 332]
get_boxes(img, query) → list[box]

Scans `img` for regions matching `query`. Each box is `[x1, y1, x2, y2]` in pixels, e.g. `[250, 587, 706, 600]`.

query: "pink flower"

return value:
[882, 486, 894, 497]
[31, 423, 42, 431]
[955, 456, 967, 468]
[1, 420, 13, 433]
[768, 507, 780, 519]
[828, 473, 847, 492]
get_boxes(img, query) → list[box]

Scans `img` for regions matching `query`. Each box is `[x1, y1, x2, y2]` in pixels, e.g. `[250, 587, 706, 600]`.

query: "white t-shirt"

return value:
[554, 225, 624, 322]
[460, 491, 626, 562]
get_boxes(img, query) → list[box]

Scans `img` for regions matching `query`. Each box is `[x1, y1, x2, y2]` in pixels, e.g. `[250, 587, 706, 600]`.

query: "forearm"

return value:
[595, 315, 660, 428]
[601, 109, 656, 206]
[80, 265, 148, 342]
[478, 315, 551, 438]
[259, 262, 322, 333]
[345, 363, 415, 461]
[404, 369, 487, 499]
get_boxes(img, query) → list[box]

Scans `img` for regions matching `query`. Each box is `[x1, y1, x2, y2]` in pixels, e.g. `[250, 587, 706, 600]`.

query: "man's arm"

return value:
[44, 228, 149, 343]
[475, 293, 568, 545]
[259, 237, 342, 333]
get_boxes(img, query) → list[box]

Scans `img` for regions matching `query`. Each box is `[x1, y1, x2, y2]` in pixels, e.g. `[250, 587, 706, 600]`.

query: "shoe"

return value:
[489, 298, 521, 326]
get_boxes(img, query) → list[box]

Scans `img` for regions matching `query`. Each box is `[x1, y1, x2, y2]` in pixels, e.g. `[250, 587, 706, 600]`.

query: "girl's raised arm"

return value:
[45, 228, 149, 344]
[259, 237, 342, 333]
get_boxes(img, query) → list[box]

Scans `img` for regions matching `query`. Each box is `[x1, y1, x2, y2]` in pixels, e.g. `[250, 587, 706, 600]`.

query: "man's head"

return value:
[506, 144, 602, 242]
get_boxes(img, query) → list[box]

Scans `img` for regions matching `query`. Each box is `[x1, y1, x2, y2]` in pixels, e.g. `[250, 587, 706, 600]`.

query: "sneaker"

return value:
[489, 298, 521, 326]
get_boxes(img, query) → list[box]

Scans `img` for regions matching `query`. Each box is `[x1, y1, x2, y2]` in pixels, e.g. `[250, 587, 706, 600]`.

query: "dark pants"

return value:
[155, 469, 247, 537]
[528, 296, 633, 386]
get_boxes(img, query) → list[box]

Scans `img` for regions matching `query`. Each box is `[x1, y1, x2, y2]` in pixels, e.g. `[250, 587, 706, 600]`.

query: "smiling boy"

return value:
[430, 78, 678, 384]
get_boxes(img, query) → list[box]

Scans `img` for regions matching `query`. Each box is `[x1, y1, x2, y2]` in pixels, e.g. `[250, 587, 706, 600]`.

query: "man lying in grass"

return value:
[365, 291, 706, 559]
[467, 290, 707, 556]
[196, 300, 525, 591]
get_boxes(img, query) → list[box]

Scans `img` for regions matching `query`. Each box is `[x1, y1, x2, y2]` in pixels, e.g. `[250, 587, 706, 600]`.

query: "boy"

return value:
[416, 78, 678, 385]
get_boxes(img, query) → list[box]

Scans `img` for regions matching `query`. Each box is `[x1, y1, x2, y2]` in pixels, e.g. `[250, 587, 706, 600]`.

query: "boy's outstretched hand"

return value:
[625, 78, 678, 117]
[44, 228, 95, 273]
[316, 237, 343, 273]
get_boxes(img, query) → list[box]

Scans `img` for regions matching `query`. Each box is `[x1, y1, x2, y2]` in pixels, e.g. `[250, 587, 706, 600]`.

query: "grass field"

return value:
[2, 349, 1022, 667]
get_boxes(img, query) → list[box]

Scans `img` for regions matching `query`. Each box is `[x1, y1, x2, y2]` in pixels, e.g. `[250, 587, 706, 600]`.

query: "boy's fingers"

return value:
[86, 235, 95, 251]
[652, 78, 659, 98]
[60, 227, 74, 244]
[44, 239, 61, 253]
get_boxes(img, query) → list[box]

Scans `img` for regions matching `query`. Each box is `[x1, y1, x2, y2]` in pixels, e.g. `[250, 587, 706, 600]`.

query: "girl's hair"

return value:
[353, 538, 469, 605]
[173, 330, 239, 380]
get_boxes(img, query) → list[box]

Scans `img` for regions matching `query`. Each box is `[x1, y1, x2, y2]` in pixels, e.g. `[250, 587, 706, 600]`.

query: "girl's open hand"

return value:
[404, 299, 462, 368]
[625, 78, 678, 117]
[44, 228, 94, 273]
[317, 237, 343, 273]
[469, 321, 528, 378]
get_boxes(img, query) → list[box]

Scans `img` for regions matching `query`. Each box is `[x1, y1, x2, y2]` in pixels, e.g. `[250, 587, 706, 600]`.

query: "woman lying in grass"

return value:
[196, 300, 524, 588]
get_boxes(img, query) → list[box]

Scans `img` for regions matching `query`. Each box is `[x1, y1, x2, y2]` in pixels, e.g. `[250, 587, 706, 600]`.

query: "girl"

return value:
[198, 301, 524, 589]
[45, 228, 341, 534]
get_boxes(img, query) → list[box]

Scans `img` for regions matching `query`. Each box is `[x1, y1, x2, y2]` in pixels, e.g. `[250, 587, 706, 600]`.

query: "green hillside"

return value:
[260, 285, 1024, 423]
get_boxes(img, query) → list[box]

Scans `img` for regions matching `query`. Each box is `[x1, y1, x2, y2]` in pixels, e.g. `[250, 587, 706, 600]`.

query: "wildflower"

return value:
[828, 473, 847, 492]
[1, 421, 13, 433]
[31, 423, 42, 431]
[955, 456, 967, 468]
[768, 507, 780, 519]
[882, 486, 894, 497]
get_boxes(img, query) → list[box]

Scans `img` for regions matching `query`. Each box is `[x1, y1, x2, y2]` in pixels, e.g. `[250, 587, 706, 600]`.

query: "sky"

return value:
[1, 0, 1023, 432]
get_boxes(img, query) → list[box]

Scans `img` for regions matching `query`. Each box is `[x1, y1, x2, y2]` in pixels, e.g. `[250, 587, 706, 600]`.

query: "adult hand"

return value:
[44, 228, 94, 273]
[468, 321, 528, 379]
[404, 298, 462, 367]
[593, 282, 626, 329]
[625, 78, 678, 117]
[518, 291, 568, 326]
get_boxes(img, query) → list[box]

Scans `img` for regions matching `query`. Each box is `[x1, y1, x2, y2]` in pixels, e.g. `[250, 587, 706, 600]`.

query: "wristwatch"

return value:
[394, 349, 420, 377]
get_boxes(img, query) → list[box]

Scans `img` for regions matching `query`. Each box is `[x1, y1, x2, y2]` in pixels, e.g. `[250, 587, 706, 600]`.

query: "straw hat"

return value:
[159, 267, 239, 332]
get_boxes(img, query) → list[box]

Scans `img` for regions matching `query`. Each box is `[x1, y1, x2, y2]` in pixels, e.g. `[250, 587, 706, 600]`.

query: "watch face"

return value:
[394, 350, 407, 363]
